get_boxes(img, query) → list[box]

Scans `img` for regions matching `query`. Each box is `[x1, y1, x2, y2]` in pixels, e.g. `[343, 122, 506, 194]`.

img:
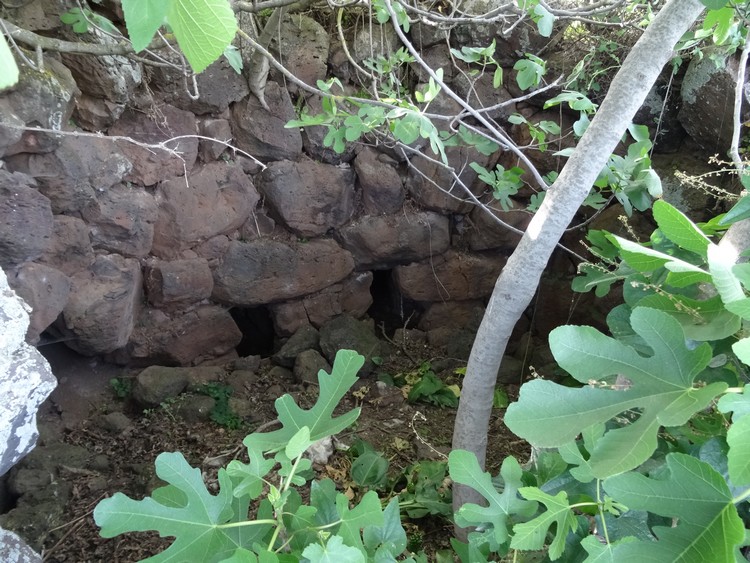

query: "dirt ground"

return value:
[17, 342, 529, 562]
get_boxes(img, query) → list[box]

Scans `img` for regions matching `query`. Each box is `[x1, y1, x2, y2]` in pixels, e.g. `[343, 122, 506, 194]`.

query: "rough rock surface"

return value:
[132, 365, 190, 408]
[59, 254, 142, 355]
[0, 172, 53, 268]
[394, 250, 505, 301]
[0, 99, 24, 158]
[679, 49, 745, 154]
[61, 32, 142, 104]
[38, 215, 95, 276]
[152, 162, 259, 258]
[338, 211, 450, 269]
[145, 258, 214, 309]
[0, 528, 43, 563]
[117, 306, 242, 366]
[9, 135, 132, 215]
[83, 184, 157, 258]
[465, 204, 531, 252]
[9, 263, 71, 344]
[271, 15, 330, 94]
[418, 300, 485, 331]
[273, 325, 321, 367]
[199, 118, 233, 161]
[405, 146, 489, 213]
[0, 268, 56, 475]
[270, 272, 373, 336]
[0, 266, 57, 562]
[230, 81, 302, 162]
[73, 93, 125, 131]
[151, 57, 249, 115]
[1, 56, 78, 158]
[109, 104, 199, 186]
[294, 349, 331, 385]
[256, 158, 355, 237]
[319, 314, 386, 376]
[213, 239, 355, 305]
[353, 148, 405, 214]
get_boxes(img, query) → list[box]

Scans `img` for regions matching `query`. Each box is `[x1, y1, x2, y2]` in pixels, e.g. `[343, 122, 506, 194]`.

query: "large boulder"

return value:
[7, 134, 132, 214]
[319, 314, 386, 376]
[271, 14, 330, 94]
[152, 162, 259, 259]
[38, 216, 95, 276]
[83, 184, 158, 258]
[9, 263, 71, 344]
[465, 204, 531, 252]
[0, 268, 57, 561]
[394, 250, 505, 301]
[0, 172, 53, 268]
[679, 49, 748, 154]
[256, 158, 355, 237]
[338, 211, 450, 269]
[213, 239, 355, 305]
[58, 254, 142, 355]
[61, 30, 142, 104]
[0, 529, 43, 563]
[145, 258, 214, 309]
[230, 81, 302, 162]
[151, 57, 249, 115]
[405, 146, 490, 213]
[270, 272, 373, 336]
[0, 268, 56, 476]
[115, 305, 242, 366]
[0, 56, 78, 158]
[109, 104, 199, 186]
[353, 147, 405, 214]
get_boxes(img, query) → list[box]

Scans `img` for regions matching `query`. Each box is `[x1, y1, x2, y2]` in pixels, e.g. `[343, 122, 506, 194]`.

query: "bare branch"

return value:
[4, 125, 267, 170]
[382, 0, 549, 190]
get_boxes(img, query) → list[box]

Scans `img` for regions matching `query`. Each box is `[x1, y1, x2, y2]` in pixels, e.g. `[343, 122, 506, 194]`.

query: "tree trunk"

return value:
[452, 0, 706, 514]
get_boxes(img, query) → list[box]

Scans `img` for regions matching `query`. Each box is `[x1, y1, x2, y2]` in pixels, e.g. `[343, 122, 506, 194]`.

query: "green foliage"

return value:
[391, 361, 459, 408]
[110, 377, 133, 400]
[513, 54, 547, 91]
[0, 35, 18, 91]
[450, 40, 503, 88]
[372, 0, 410, 32]
[448, 202, 750, 561]
[508, 113, 561, 152]
[198, 383, 242, 430]
[507, 307, 725, 478]
[95, 351, 421, 562]
[121, 0, 237, 73]
[602, 453, 745, 560]
[398, 460, 452, 519]
[60, 8, 119, 35]
[347, 437, 453, 520]
[469, 162, 525, 211]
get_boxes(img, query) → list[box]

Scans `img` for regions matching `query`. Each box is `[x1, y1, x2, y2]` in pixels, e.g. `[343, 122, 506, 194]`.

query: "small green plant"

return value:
[347, 439, 453, 519]
[198, 382, 242, 429]
[60, 8, 119, 35]
[392, 362, 459, 408]
[469, 162, 525, 211]
[109, 377, 133, 400]
[450, 40, 504, 89]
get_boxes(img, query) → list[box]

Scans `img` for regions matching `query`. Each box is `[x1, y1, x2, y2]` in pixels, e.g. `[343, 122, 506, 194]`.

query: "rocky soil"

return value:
[1, 326, 532, 562]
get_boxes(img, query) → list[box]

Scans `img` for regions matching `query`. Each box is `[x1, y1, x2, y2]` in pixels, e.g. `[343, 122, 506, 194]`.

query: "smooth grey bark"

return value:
[452, 0, 706, 512]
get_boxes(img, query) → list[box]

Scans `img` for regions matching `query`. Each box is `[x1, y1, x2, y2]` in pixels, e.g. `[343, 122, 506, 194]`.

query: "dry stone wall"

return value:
[0, 7, 742, 367]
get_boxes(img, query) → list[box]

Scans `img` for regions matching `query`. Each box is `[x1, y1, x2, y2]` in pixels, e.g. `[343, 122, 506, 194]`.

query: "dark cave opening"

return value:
[230, 306, 276, 357]
[366, 269, 421, 337]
